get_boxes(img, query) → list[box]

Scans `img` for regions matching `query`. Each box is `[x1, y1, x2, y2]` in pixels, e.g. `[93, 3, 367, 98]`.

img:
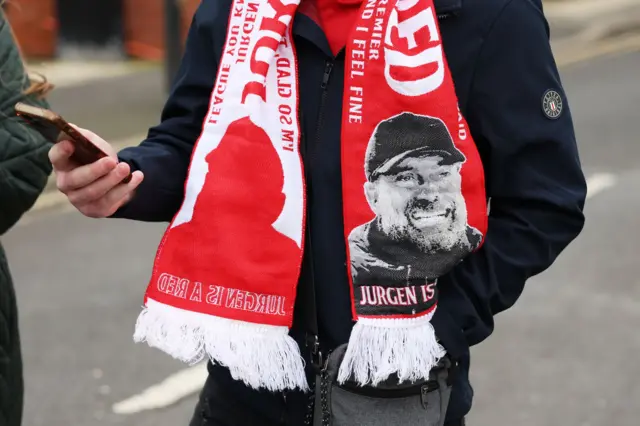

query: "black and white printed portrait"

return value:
[349, 112, 483, 284]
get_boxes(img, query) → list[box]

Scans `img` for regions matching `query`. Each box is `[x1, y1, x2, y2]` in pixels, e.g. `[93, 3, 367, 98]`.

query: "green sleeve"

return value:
[0, 13, 53, 235]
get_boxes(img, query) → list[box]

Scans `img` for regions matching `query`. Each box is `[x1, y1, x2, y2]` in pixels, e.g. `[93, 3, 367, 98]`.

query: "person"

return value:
[349, 112, 484, 289]
[0, 11, 54, 426]
[49, 0, 587, 424]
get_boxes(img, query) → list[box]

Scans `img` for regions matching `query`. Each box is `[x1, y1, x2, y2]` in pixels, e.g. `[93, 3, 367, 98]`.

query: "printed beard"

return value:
[379, 197, 467, 253]
[407, 198, 453, 230]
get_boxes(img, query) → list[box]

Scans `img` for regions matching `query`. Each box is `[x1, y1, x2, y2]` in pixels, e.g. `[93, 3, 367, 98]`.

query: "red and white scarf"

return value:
[133, 0, 487, 391]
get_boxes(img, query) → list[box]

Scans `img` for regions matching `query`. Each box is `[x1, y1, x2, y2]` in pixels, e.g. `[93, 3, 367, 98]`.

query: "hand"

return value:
[49, 126, 144, 218]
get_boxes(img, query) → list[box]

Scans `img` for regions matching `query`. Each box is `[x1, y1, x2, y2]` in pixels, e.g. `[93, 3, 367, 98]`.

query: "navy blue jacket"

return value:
[115, 0, 586, 420]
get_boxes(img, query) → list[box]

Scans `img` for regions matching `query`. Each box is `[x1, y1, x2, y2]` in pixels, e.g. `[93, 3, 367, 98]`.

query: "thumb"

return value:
[48, 140, 76, 172]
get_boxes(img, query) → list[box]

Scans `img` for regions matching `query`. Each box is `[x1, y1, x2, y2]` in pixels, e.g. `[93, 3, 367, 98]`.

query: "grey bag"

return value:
[311, 344, 453, 426]
[299, 239, 452, 425]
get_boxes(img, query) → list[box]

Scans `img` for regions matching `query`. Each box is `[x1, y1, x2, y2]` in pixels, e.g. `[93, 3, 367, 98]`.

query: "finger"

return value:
[112, 186, 137, 212]
[98, 171, 145, 217]
[58, 156, 117, 193]
[66, 162, 132, 206]
[48, 140, 75, 172]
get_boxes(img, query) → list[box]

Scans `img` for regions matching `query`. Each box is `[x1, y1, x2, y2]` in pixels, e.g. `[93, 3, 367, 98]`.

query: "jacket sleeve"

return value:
[439, 0, 587, 346]
[0, 16, 53, 235]
[113, 2, 218, 221]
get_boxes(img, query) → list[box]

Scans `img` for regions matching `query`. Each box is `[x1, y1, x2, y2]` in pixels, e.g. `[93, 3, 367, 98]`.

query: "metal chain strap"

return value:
[303, 350, 333, 426]
[320, 367, 331, 426]
[303, 377, 316, 426]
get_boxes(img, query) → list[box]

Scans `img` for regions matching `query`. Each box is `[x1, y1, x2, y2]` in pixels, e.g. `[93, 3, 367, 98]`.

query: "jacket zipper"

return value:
[315, 60, 335, 155]
[307, 60, 334, 265]
[300, 60, 334, 353]
[437, 12, 455, 20]
[303, 60, 334, 190]
[339, 379, 438, 399]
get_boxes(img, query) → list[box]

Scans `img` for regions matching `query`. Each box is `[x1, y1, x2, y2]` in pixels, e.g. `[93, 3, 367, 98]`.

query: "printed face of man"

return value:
[365, 154, 468, 253]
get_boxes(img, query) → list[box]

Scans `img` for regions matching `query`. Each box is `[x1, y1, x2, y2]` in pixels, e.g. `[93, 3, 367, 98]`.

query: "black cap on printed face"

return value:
[365, 112, 465, 181]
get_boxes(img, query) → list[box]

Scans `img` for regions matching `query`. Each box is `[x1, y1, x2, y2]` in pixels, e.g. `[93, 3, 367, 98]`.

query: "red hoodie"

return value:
[302, 0, 363, 56]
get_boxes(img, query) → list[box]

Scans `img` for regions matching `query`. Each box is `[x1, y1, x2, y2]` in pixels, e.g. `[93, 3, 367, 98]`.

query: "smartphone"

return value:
[14, 102, 131, 183]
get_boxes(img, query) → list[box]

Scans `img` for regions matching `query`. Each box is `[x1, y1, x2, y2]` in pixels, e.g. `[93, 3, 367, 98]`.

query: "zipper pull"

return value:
[420, 385, 429, 409]
[321, 62, 334, 89]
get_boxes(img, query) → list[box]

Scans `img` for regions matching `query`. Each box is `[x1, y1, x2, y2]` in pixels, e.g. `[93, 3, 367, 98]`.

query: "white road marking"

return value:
[586, 172, 617, 199]
[112, 362, 208, 415]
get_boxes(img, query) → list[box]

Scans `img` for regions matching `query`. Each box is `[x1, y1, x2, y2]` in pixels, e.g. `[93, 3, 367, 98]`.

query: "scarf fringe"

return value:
[337, 312, 446, 386]
[133, 299, 309, 392]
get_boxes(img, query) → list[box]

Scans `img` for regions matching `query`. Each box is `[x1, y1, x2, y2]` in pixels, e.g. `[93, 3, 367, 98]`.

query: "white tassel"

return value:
[337, 312, 446, 386]
[133, 298, 309, 392]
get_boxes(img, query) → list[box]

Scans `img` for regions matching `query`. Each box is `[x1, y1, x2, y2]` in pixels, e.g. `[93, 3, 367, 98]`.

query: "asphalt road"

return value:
[4, 49, 640, 426]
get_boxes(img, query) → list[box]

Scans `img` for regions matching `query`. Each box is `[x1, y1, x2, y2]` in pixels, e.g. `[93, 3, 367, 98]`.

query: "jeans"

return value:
[188, 363, 466, 426]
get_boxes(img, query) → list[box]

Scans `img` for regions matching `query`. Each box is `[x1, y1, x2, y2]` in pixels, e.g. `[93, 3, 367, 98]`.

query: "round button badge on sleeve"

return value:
[542, 89, 564, 120]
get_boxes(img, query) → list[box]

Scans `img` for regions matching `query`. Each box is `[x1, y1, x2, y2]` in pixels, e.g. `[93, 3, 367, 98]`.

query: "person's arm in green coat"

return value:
[0, 12, 54, 235]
